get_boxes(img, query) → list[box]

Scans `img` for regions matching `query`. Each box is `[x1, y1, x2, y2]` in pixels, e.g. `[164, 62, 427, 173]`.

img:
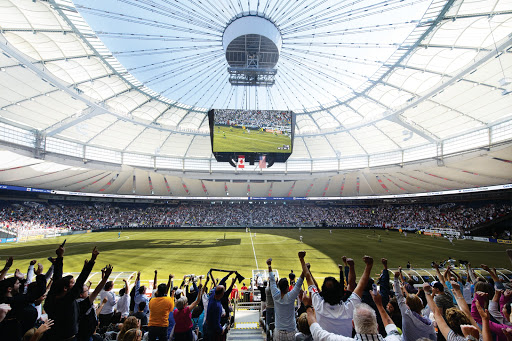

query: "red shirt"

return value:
[230, 288, 239, 300]
[173, 306, 192, 333]
[241, 286, 248, 291]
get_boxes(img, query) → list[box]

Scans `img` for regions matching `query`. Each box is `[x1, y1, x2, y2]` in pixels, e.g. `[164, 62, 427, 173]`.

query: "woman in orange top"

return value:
[148, 283, 175, 341]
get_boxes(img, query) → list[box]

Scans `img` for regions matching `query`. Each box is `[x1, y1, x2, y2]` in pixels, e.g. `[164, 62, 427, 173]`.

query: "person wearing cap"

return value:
[431, 281, 455, 315]
[173, 286, 204, 341]
[148, 283, 175, 341]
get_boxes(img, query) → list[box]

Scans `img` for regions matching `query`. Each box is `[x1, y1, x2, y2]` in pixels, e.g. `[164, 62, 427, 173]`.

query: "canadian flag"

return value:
[237, 155, 245, 169]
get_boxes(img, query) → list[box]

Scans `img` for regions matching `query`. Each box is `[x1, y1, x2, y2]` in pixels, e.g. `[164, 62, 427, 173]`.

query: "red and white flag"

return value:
[237, 155, 245, 169]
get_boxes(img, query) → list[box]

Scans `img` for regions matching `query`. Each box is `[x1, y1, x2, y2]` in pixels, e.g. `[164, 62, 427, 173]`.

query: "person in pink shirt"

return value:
[173, 286, 204, 341]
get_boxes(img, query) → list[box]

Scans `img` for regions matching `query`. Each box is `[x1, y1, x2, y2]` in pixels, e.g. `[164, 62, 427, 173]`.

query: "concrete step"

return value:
[227, 328, 265, 341]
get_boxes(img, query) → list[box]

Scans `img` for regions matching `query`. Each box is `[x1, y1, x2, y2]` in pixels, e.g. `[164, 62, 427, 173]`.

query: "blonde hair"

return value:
[123, 328, 141, 341]
[406, 294, 423, 314]
[297, 312, 310, 335]
[118, 316, 139, 340]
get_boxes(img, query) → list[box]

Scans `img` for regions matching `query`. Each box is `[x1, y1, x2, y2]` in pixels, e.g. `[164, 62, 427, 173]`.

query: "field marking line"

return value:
[249, 232, 259, 269]
[365, 235, 504, 253]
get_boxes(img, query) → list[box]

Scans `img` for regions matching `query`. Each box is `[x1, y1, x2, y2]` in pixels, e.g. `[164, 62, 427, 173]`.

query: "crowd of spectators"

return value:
[2, 243, 512, 341]
[0, 201, 510, 235]
[214, 109, 292, 130]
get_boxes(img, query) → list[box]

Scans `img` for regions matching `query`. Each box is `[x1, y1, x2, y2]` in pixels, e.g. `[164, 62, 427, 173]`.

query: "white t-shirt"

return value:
[117, 294, 130, 317]
[99, 289, 117, 315]
[309, 285, 361, 337]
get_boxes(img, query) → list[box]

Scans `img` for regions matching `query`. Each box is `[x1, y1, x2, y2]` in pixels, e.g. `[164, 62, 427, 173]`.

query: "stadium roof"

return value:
[0, 0, 511, 197]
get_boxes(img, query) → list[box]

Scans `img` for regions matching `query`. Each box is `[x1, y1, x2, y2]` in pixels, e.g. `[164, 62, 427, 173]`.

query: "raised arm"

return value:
[423, 283, 456, 339]
[298, 251, 314, 287]
[189, 285, 205, 311]
[450, 281, 479, 327]
[476, 300, 493, 341]
[481, 264, 502, 287]
[0, 257, 13, 281]
[89, 264, 113, 303]
[166, 274, 174, 295]
[371, 290, 394, 327]
[70, 247, 98, 298]
[433, 262, 448, 289]
[353, 256, 373, 298]
[153, 270, 158, 290]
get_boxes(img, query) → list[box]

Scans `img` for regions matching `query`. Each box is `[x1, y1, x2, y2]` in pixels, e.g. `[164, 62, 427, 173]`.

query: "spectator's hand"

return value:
[102, 297, 108, 304]
[432, 262, 439, 269]
[423, 283, 432, 294]
[476, 291, 489, 301]
[503, 328, 512, 341]
[0, 303, 11, 323]
[363, 256, 373, 266]
[36, 319, 54, 334]
[169, 274, 174, 279]
[305, 263, 310, 270]
[450, 281, 461, 292]
[370, 290, 383, 306]
[346, 258, 354, 267]
[338, 264, 343, 270]
[14, 269, 23, 279]
[266, 258, 272, 266]
[56, 246, 64, 258]
[155, 270, 157, 274]
[91, 247, 99, 261]
[300, 291, 312, 307]
[475, 300, 489, 322]
[87, 281, 92, 288]
[298, 251, 306, 259]
[35, 263, 43, 275]
[30, 259, 37, 266]
[381, 258, 388, 267]
[394, 271, 401, 279]
[460, 325, 480, 340]
[104, 264, 113, 278]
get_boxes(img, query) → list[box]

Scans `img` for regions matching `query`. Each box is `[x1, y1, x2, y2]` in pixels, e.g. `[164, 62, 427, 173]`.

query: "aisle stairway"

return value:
[227, 307, 265, 341]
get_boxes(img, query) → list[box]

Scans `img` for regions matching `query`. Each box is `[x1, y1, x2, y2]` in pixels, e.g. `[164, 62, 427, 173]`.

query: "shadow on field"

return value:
[2, 238, 242, 258]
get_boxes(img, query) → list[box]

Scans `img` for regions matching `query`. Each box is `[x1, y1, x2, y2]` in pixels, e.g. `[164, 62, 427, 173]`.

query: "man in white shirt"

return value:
[117, 279, 130, 319]
[302, 289, 401, 341]
[299, 251, 373, 337]
[99, 280, 117, 327]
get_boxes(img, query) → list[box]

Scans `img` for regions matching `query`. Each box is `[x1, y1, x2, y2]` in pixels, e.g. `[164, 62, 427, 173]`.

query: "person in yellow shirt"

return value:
[148, 283, 175, 340]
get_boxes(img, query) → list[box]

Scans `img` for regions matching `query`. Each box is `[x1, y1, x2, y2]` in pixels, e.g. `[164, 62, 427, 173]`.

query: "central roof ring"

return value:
[222, 13, 282, 86]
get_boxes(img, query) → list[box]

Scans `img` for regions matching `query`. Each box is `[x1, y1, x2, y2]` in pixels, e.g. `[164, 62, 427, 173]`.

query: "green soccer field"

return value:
[213, 126, 291, 153]
[1, 229, 510, 285]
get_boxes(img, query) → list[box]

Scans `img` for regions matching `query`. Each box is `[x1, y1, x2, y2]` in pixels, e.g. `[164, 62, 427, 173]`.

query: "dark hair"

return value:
[138, 301, 146, 311]
[433, 282, 444, 292]
[320, 277, 344, 305]
[138, 286, 146, 295]
[505, 302, 511, 315]
[104, 281, 114, 291]
[119, 288, 126, 297]
[156, 283, 167, 297]
[278, 278, 289, 293]
[53, 275, 74, 294]
[0, 277, 18, 296]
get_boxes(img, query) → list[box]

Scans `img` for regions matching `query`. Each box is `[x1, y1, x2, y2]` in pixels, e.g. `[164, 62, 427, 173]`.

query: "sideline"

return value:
[365, 234, 504, 253]
[249, 232, 259, 269]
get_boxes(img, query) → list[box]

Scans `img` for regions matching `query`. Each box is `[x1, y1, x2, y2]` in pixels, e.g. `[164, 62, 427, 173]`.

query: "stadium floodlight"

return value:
[223, 14, 281, 87]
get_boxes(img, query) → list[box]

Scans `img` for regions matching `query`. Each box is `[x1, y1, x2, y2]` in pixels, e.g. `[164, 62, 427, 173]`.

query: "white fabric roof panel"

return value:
[131, 101, 168, 122]
[45, 58, 110, 85]
[156, 107, 191, 128]
[124, 128, 164, 154]
[58, 114, 118, 143]
[89, 120, 146, 150]
[106, 91, 150, 116]
[186, 135, 212, 158]
[350, 125, 398, 154]
[159, 133, 194, 157]
[0, 0, 69, 31]
[302, 136, 333, 159]
[77, 76, 130, 102]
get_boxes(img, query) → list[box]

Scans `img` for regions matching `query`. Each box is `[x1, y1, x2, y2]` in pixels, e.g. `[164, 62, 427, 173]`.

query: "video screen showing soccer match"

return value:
[211, 109, 294, 153]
